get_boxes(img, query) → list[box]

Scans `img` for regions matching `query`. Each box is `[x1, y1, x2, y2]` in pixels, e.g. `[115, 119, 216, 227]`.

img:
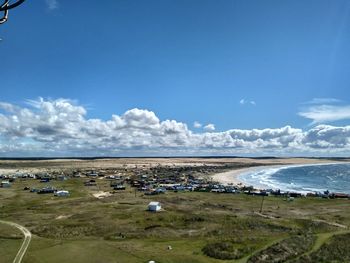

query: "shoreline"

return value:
[211, 166, 262, 186]
[211, 161, 350, 192]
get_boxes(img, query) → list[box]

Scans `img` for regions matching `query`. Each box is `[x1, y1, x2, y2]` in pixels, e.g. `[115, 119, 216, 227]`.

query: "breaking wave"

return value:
[238, 163, 350, 194]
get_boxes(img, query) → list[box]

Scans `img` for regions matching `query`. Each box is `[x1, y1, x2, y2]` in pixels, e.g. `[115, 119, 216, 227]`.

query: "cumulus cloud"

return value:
[193, 121, 202, 128]
[45, 0, 59, 10]
[302, 125, 350, 149]
[204, 124, 216, 131]
[1, 98, 350, 156]
[298, 104, 350, 124]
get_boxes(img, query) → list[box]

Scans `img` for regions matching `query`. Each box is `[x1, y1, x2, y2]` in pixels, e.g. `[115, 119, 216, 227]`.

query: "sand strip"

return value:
[211, 167, 261, 185]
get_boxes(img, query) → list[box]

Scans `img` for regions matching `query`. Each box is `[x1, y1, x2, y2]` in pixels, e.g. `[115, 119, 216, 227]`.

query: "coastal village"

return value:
[1, 163, 349, 201]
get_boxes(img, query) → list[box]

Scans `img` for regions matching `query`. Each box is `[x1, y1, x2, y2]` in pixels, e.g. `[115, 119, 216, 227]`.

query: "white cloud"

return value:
[302, 125, 350, 149]
[240, 98, 256, 106]
[204, 124, 215, 132]
[193, 121, 202, 128]
[298, 104, 350, 124]
[304, 98, 341, 105]
[45, 0, 59, 10]
[1, 98, 350, 156]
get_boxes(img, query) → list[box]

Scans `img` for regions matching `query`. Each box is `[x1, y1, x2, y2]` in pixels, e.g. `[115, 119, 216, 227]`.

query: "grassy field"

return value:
[1, 171, 350, 262]
[0, 221, 23, 262]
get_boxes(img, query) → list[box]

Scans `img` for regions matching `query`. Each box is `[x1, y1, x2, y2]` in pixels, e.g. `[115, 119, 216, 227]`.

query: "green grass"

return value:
[0, 239, 23, 263]
[0, 222, 24, 263]
[1, 177, 350, 263]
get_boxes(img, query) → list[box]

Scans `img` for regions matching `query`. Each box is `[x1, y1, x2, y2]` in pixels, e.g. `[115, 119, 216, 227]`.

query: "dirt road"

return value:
[0, 220, 32, 263]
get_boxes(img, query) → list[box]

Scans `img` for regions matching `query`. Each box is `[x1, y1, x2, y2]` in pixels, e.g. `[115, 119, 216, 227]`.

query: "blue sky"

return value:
[0, 0, 350, 156]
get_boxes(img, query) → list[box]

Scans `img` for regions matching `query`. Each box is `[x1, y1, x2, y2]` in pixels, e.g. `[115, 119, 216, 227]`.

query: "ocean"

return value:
[238, 163, 350, 194]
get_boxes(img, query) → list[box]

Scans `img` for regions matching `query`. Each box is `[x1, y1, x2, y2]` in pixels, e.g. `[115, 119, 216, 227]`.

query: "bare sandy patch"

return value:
[93, 191, 112, 199]
[55, 215, 71, 220]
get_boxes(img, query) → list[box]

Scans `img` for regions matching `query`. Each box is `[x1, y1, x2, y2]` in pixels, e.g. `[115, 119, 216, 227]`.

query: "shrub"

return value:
[202, 241, 250, 260]
[247, 235, 315, 263]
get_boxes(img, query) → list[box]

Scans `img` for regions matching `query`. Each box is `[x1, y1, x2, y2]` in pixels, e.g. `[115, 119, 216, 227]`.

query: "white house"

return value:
[55, 190, 70, 197]
[148, 201, 161, 212]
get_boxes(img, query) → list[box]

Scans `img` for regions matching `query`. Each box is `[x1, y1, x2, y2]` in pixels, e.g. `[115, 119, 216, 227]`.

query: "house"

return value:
[110, 181, 124, 187]
[106, 175, 122, 180]
[1, 180, 11, 188]
[330, 193, 349, 199]
[289, 192, 302, 198]
[148, 201, 161, 212]
[113, 185, 126, 191]
[57, 176, 68, 181]
[37, 186, 56, 194]
[40, 177, 50, 183]
[55, 190, 70, 197]
[86, 171, 98, 177]
[155, 187, 166, 194]
[84, 180, 97, 186]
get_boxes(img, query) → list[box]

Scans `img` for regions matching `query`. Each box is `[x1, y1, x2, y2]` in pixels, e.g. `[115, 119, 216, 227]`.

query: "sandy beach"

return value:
[211, 164, 298, 187]
[211, 167, 259, 185]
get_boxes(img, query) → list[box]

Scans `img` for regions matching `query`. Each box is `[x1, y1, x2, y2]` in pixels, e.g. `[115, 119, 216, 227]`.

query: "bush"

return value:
[202, 241, 250, 260]
[308, 233, 350, 263]
[183, 215, 205, 223]
[247, 235, 315, 263]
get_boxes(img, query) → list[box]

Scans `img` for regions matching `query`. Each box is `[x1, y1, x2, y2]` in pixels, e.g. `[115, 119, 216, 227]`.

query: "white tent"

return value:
[148, 201, 161, 212]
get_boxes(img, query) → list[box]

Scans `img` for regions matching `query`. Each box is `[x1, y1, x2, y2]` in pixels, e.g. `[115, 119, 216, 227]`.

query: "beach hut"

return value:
[148, 202, 161, 212]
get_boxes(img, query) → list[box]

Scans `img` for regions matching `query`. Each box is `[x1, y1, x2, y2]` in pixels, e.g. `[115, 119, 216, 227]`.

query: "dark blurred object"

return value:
[0, 0, 26, 25]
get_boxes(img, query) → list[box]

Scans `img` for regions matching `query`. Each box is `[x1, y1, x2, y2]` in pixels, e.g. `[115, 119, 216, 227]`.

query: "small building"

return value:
[148, 202, 161, 212]
[155, 187, 166, 194]
[55, 190, 70, 197]
[57, 176, 68, 181]
[86, 171, 98, 177]
[1, 180, 11, 188]
[37, 186, 56, 194]
[40, 178, 50, 183]
[110, 181, 123, 187]
[84, 180, 97, 186]
[113, 185, 126, 191]
[330, 193, 349, 199]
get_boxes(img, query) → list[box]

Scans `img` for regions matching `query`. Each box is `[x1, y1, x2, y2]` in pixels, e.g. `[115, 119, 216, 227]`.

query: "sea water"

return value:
[238, 163, 350, 194]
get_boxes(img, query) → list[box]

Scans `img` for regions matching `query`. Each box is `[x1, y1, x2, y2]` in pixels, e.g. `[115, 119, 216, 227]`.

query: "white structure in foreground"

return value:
[148, 202, 161, 212]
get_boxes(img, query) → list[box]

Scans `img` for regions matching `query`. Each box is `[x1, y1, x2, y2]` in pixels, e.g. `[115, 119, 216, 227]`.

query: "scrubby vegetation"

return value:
[293, 233, 350, 263]
[203, 240, 254, 260]
[247, 235, 316, 263]
[310, 233, 350, 262]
